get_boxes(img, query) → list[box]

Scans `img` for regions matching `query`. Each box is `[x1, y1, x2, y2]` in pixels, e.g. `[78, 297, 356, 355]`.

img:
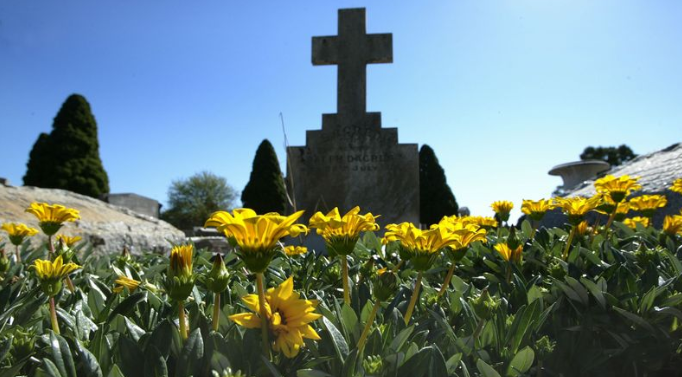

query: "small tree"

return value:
[23, 94, 110, 198]
[241, 139, 288, 214]
[419, 144, 458, 225]
[161, 171, 238, 230]
[580, 145, 637, 167]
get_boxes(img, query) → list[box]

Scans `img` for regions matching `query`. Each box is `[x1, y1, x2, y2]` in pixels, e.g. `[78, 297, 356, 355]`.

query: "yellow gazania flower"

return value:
[25, 202, 80, 236]
[439, 218, 487, 254]
[663, 215, 682, 236]
[670, 178, 682, 195]
[384, 222, 460, 271]
[205, 210, 307, 272]
[629, 195, 667, 217]
[1, 222, 39, 246]
[622, 216, 650, 229]
[594, 175, 641, 202]
[167, 244, 195, 301]
[284, 245, 308, 256]
[491, 201, 514, 222]
[230, 276, 321, 358]
[575, 220, 590, 236]
[56, 234, 82, 248]
[461, 216, 498, 229]
[554, 196, 600, 225]
[113, 275, 141, 293]
[33, 255, 81, 297]
[309, 207, 379, 255]
[521, 199, 554, 221]
[494, 243, 523, 263]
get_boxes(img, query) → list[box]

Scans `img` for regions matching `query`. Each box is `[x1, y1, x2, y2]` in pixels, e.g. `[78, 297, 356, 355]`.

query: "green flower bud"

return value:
[549, 261, 566, 280]
[10, 327, 36, 360]
[507, 227, 521, 251]
[373, 268, 397, 302]
[471, 289, 500, 321]
[206, 254, 230, 293]
[40, 279, 63, 297]
[534, 335, 556, 360]
[0, 250, 9, 274]
[362, 355, 384, 375]
[166, 245, 195, 301]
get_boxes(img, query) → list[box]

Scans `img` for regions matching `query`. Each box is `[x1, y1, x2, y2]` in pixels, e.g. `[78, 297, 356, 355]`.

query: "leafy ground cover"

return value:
[2, 177, 682, 377]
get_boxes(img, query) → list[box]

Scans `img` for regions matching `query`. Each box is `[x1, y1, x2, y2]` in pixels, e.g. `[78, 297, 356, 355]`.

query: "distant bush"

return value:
[241, 139, 288, 214]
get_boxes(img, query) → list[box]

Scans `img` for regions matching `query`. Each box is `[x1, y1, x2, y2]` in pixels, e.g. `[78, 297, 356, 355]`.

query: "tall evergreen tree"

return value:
[241, 139, 287, 214]
[23, 94, 109, 198]
[419, 144, 458, 225]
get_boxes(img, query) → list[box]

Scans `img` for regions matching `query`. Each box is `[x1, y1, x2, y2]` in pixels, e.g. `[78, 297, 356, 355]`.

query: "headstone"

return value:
[287, 8, 419, 226]
[0, 178, 10, 186]
[105, 193, 161, 218]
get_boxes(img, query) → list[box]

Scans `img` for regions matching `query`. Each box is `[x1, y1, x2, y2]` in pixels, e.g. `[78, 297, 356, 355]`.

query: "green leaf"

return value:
[477, 359, 501, 377]
[146, 319, 173, 358]
[297, 370, 333, 377]
[143, 345, 168, 377]
[322, 316, 349, 361]
[340, 303, 358, 340]
[117, 336, 144, 377]
[506, 346, 535, 377]
[50, 331, 77, 377]
[74, 339, 103, 377]
[0, 357, 28, 377]
[107, 364, 126, 377]
[175, 329, 204, 377]
[527, 285, 543, 304]
[42, 358, 64, 377]
[107, 292, 147, 323]
[261, 355, 283, 377]
[445, 353, 463, 375]
[390, 325, 414, 352]
[613, 307, 656, 333]
[580, 277, 606, 309]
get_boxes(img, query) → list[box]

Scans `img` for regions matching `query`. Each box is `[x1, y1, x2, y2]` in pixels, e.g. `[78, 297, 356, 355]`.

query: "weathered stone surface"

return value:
[287, 8, 419, 228]
[104, 193, 161, 218]
[0, 185, 184, 254]
[542, 143, 682, 228]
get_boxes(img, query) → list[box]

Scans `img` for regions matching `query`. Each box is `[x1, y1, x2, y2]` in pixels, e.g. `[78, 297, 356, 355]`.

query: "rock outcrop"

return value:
[0, 185, 184, 254]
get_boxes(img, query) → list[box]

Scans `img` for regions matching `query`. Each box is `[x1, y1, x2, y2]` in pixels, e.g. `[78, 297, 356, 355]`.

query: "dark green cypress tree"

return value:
[419, 144, 458, 225]
[241, 139, 288, 213]
[23, 94, 110, 198]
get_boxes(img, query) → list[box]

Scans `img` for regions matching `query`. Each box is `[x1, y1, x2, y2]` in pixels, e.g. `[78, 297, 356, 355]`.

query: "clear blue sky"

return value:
[2, 1, 682, 221]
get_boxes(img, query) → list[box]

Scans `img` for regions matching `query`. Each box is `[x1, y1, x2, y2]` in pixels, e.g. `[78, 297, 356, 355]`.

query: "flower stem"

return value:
[342, 257, 350, 305]
[178, 301, 188, 341]
[602, 210, 617, 237]
[15, 244, 21, 263]
[391, 259, 404, 273]
[65, 276, 75, 293]
[472, 318, 485, 348]
[438, 263, 456, 297]
[48, 235, 54, 256]
[357, 300, 381, 352]
[49, 297, 60, 334]
[562, 227, 576, 260]
[212, 292, 221, 332]
[256, 273, 270, 357]
[404, 272, 423, 325]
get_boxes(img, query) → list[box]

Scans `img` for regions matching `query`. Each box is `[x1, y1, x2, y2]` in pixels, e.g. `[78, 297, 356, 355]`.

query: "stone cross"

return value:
[312, 8, 392, 125]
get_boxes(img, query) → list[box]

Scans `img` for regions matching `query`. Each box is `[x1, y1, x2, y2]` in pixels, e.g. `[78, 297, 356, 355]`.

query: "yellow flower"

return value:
[554, 196, 600, 225]
[663, 215, 682, 236]
[462, 216, 498, 229]
[56, 235, 82, 248]
[25, 203, 80, 236]
[284, 245, 308, 256]
[491, 201, 514, 222]
[309, 207, 379, 255]
[494, 243, 523, 263]
[166, 244, 195, 301]
[114, 275, 141, 293]
[439, 217, 487, 259]
[594, 175, 641, 202]
[629, 195, 667, 217]
[623, 217, 650, 229]
[32, 255, 81, 296]
[670, 178, 682, 195]
[384, 222, 460, 271]
[521, 199, 554, 221]
[575, 220, 591, 236]
[230, 276, 321, 358]
[205, 209, 307, 272]
[1, 223, 39, 246]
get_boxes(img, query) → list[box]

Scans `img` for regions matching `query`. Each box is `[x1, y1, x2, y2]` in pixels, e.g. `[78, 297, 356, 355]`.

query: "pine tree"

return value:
[241, 139, 288, 214]
[419, 144, 458, 225]
[23, 94, 109, 198]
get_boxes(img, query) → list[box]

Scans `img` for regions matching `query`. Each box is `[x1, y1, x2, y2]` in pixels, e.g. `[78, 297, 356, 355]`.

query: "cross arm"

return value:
[312, 36, 339, 65]
[366, 33, 392, 63]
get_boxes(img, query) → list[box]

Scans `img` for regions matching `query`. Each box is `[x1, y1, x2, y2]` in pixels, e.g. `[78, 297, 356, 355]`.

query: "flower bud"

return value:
[0, 249, 9, 274]
[373, 268, 397, 302]
[206, 254, 230, 293]
[166, 245, 195, 301]
[327, 236, 358, 257]
[362, 355, 384, 375]
[471, 289, 500, 321]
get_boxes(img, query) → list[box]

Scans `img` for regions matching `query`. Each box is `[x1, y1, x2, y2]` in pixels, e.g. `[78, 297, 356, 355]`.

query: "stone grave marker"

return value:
[287, 8, 419, 227]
